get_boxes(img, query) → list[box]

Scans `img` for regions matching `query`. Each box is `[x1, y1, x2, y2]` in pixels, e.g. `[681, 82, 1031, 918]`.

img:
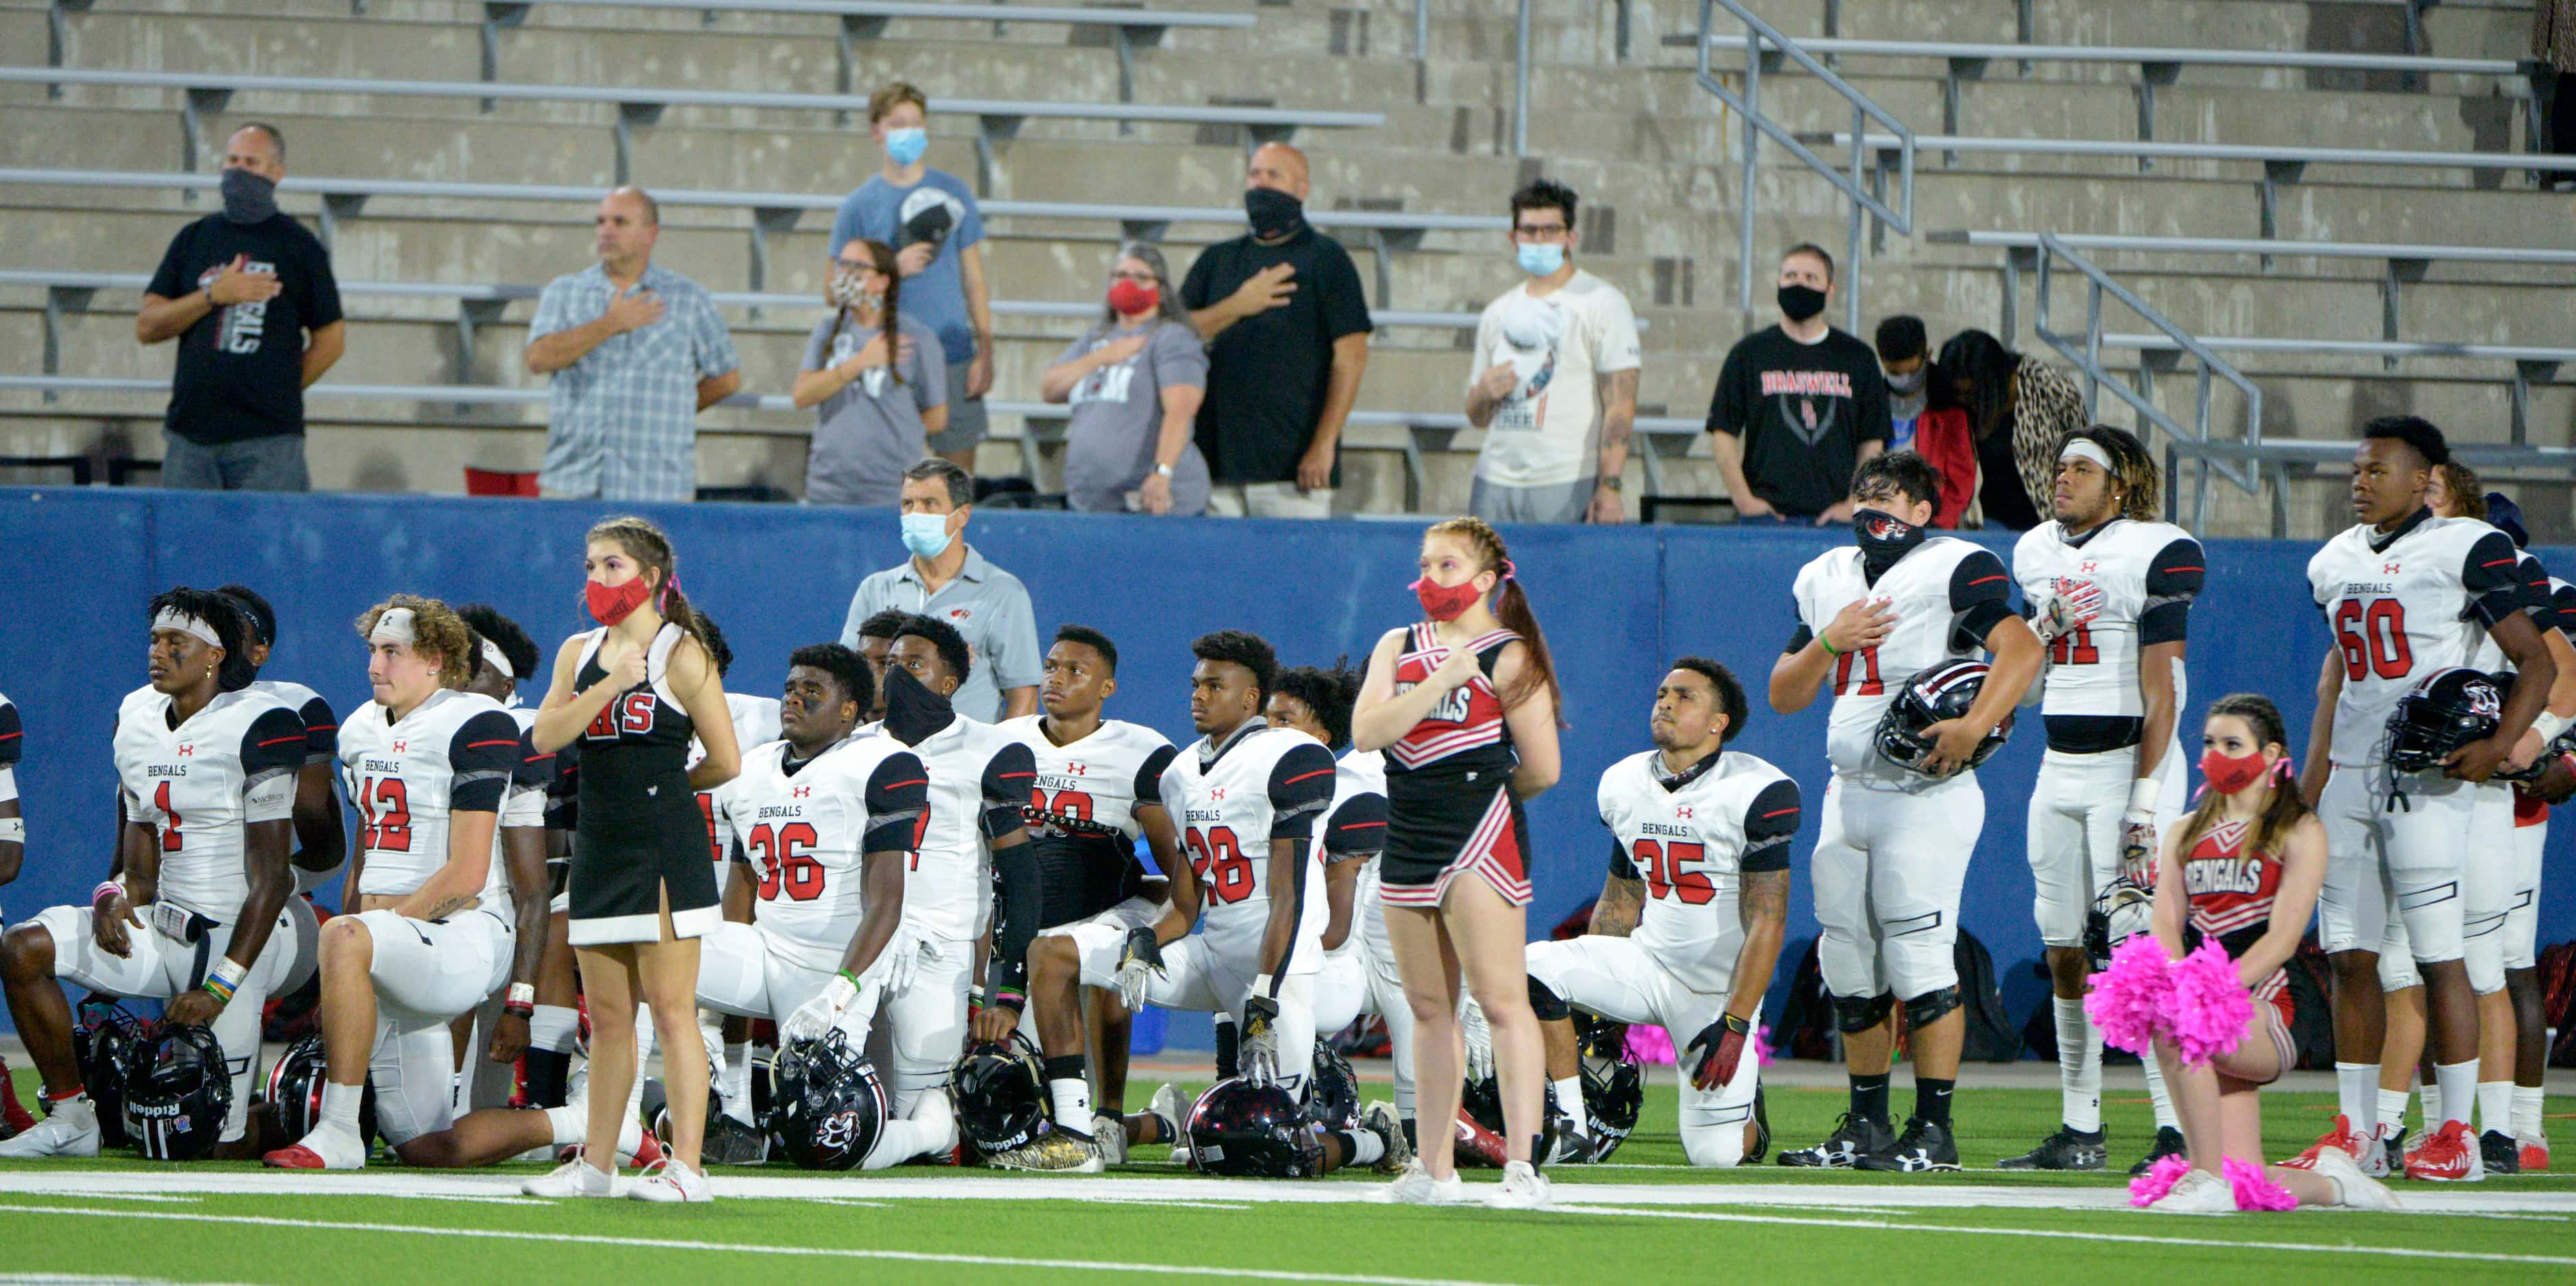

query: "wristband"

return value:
[201, 957, 247, 1005]
[508, 983, 537, 1007]
[503, 1000, 536, 1019]
[2126, 778, 2163, 816]
[2531, 711, 2568, 745]
[989, 988, 1026, 1011]
[92, 881, 123, 909]
[1818, 635, 1840, 658]
[0, 817, 21, 844]
[1252, 972, 1278, 1000]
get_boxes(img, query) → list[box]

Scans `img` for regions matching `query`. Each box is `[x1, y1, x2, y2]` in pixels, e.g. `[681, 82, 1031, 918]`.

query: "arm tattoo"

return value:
[1592, 874, 1646, 937]
[1738, 868, 1790, 928]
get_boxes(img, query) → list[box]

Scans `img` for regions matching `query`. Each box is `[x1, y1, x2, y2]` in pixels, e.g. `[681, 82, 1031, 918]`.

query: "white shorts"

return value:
[350, 908, 514, 1030]
[865, 935, 975, 1112]
[2025, 745, 2185, 948]
[1812, 772, 1983, 1003]
[33, 898, 304, 1142]
[2316, 766, 2470, 964]
[1314, 946, 1371, 1037]
[1079, 933, 1315, 1095]
[1523, 934, 1760, 1167]
[2506, 812, 2546, 972]
[1038, 896, 1160, 948]
[694, 921, 851, 1029]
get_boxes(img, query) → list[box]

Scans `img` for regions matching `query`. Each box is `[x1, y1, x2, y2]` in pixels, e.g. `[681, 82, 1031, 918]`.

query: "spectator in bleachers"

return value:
[1704, 243, 1887, 525]
[1874, 316, 1975, 529]
[1936, 329, 2087, 533]
[791, 238, 948, 507]
[1463, 179, 1641, 525]
[1181, 142, 1373, 518]
[1041, 243, 1210, 516]
[833, 83, 994, 472]
[524, 186, 741, 502]
[1876, 316, 1931, 452]
[136, 123, 345, 492]
[836, 459, 1042, 721]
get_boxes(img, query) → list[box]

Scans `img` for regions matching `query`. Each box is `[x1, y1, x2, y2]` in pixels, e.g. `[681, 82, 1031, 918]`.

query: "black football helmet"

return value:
[1579, 1043, 1644, 1161]
[1461, 1072, 1570, 1143]
[1300, 1045, 1361, 1132]
[2383, 666, 2503, 776]
[1186, 1077, 1324, 1178]
[123, 1023, 234, 1161]
[949, 1030, 1049, 1157]
[72, 997, 150, 1150]
[769, 1029, 888, 1171]
[1874, 658, 2011, 775]
[263, 1033, 375, 1147]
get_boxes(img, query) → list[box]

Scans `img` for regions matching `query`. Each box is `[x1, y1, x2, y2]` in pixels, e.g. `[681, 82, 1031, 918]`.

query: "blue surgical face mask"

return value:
[900, 511, 953, 559]
[883, 127, 929, 168]
[1516, 242, 1565, 278]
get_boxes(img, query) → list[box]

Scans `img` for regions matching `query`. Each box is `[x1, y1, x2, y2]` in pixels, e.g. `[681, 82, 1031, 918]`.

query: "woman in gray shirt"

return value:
[792, 238, 947, 506]
[1040, 243, 1210, 516]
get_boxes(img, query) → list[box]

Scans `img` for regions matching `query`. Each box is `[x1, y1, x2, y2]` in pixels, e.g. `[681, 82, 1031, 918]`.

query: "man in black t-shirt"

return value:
[138, 123, 345, 492]
[1180, 142, 1374, 519]
[1705, 244, 1888, 525]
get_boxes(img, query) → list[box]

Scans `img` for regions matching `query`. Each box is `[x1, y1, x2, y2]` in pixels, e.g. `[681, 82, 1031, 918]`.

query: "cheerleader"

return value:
[525, 517, 740, 1202]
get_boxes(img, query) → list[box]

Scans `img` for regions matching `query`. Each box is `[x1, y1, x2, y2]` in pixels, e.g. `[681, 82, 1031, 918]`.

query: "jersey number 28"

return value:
[1185, 826, 1255, 904]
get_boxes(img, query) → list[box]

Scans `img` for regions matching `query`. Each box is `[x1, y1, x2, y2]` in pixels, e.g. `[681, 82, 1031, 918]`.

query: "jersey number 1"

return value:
[152, 780, 184, 853]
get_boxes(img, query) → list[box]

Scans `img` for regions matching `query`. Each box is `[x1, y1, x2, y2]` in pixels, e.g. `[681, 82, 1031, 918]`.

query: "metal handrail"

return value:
[2031, 234, 2269, 532]
[1690, 0, 1914, 331]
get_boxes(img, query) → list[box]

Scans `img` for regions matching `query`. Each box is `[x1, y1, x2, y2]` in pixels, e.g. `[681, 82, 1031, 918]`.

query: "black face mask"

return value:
[220, 167, 278, 225]
[1777, 283, 1827, 323]
[1853, 507, 1927, 581]
[1245, 186, 1303, 240]
[881, 665, 955, 746]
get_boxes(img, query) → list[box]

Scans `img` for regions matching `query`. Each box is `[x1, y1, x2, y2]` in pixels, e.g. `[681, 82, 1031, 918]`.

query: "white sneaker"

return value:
[2147, 1169, 2239, 1215]
[0, 1098, 99, 1159]
[1092, 1113, 1128, 1166]
[1486, 1159, 1552, 1210]
[626, 1157, 712, 1203]
[521, 1158, 618, 1198]
[1364, 1101, 1412, 1175]
[1374, 1157, 1465, 1205]
[1146, 1083, 1184, 1144]
[2312, 1146, 2402, 1211]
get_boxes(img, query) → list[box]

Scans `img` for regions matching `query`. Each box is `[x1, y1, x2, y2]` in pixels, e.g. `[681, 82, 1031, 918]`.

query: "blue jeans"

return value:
[161, 433, 310, 492]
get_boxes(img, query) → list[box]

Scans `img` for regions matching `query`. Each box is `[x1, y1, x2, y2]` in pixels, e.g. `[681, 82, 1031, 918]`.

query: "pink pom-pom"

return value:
[2166, 939, 2255, 1066]
[1754, 1023, 1773, 1068]
[2086, 935, 2176, 1055]
[2127, 1153, 2192, 1207]
[1625, 1023, 1676, 1066]
[2225, 1157, 2297, 1211]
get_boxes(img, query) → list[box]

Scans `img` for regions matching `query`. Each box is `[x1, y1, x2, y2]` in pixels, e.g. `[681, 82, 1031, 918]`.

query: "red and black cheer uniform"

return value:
[1380, 623, 1531, 909]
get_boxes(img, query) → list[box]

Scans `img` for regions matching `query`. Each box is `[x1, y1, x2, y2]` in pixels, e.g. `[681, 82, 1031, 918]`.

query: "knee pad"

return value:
[1681, 1122, 1749, 1169]
[1903, 985, 1962, 1031]
[1526, 976, 1568, 1023]
[2377, 950, 2422, 992]
[1831, 992, 1895, 1035]
[2463, 931, 2506, 996]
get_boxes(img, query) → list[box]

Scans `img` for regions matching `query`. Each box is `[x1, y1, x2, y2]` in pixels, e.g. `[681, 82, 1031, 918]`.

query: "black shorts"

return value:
[1381, 779, 1532, 910]
[568, 802, 721, 946]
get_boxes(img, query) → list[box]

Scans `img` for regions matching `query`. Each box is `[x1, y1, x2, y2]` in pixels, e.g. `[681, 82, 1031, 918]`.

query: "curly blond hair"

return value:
[355, 594, 473, 690]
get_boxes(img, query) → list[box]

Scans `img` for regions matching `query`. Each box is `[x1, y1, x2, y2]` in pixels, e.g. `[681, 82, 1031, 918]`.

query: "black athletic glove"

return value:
[1686, 1013, 1753, 1092]
[1579, 1018, 1630, 1062]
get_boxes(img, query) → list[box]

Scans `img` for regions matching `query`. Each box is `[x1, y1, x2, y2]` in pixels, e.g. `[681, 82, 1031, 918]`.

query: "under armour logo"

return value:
[1675, 806, 1695, 820]
[1066, 762, 1088, 776]
[392, 741, 408, 753]
[1209, 787, 1227, 800]
[2079, 560, 2099, 574]
[177, 744, 194, 757]
[2384, 562, 2402, 575]
[792, 785, 811, 798]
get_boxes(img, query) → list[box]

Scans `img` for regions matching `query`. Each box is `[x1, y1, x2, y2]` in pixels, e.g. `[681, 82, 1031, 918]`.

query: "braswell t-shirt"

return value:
[1705, 324, 1890, 516]
[145, 212, 344, 444]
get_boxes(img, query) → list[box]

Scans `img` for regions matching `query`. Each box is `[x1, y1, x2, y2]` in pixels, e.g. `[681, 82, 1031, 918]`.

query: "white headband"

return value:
[2059, 439, 2116, 472]
[151, 609, 222, 649]
[479, 637, 514, 680]
[370, 607, 418, 647]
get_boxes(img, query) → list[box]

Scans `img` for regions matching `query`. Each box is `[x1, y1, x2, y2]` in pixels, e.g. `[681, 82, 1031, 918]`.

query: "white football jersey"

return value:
[2013, 518, 2203, 744]
[1790, 537, 2017, 783]
[1000, 714, 1177, 929]
[1598, 748, 1801, 994]
[2468, 549, 2559, 672]
[1318, 749, 1390, 961]
[2309, 512, 2525, 768]
[338, 689, 523, 910]
[248, 677, 340, 768]
[693, 693, 782, 873]
[900, 715, 1036, 943]
[114, 684, 304, 919]
[1160, 721, 1338, 974]
[0, 690, 19, 806]
[716, 735, 930, 971]
[501, 705, 550, 831]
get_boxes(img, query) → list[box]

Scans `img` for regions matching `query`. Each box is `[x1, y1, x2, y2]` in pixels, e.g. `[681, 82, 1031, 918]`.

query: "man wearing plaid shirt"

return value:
[527, 186, 742, 501]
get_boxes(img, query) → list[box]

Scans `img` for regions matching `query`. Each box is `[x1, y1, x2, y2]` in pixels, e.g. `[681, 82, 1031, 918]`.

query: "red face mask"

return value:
[587, 576, 651, 627]
[1412, 575, 1485, 622]
[1108, 279, 1159, 316]
[2200, 747, 2272, 796]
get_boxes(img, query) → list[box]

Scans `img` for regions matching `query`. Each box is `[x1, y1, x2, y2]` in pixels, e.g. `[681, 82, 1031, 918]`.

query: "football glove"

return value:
[783, 974, 862, 1046]
[1114, 926, 1166, 1011]
[1241, 986, 1281, 1083]
[1685, 1013, 1753, 1092]
[2032, 576, 2105, 644]
[1461, 996, 1495, 1084]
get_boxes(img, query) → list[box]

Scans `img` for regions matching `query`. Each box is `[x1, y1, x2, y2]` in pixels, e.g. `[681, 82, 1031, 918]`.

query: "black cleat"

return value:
[701, 1113, 771, 1166]
[1746, 1086, 1771, 1165]
[2127, 1125, 2186, 1177]
[1998, 1124, 2108, 1172]
[1854, 1116, 1961, 1173]
[2481, 1129, 2522, 1176]
[1777, 1111, 1893, 1168]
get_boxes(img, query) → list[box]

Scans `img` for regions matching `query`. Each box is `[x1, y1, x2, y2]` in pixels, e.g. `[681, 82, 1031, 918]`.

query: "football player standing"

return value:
[1769, 451, 2042, 1172]
[2002, 428, 2202, 1174]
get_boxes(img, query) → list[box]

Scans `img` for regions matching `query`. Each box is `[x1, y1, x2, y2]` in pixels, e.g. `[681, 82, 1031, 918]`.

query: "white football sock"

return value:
[1049, 1077, 1094, 1133]
[2054, 997, 2101, 1133]
[721, 1042, 754, 1126]
[1551, 1075, 1588, 1137]
[1346, 1129, 1387, 1165]
[2514, 1086, 2547, 1142]
[2376, 1087, 2411, 1140]
[529, 1005, 578, 1053]
[2140, 1053, 2178, 1130]
[2434, 1059, 2479, 1132]
[2477, 1081, 2515, 1136]
[2334, 1063, 2379, 1137]
[625, 1005, 653, 1120]
[320, 1081, 365, 1135]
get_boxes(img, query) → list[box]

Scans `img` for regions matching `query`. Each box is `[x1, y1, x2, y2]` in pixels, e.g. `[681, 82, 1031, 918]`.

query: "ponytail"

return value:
[1425, 516, 1562, 719]
[584, 514, 710, 656]
[825, 238, 905, 388]
[2175, 692, 2308, 859]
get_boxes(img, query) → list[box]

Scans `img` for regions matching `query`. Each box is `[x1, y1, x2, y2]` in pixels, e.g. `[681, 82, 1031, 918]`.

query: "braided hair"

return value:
[1423, 516, 1562, 718]
[825, 237, 905, 387]
[2176, 693, 2308, 861]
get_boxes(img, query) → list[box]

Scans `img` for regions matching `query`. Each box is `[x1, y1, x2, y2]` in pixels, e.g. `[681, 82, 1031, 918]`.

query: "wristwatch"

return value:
[1154, 462, 1176, 479]
[1599, 476, 1624, 492]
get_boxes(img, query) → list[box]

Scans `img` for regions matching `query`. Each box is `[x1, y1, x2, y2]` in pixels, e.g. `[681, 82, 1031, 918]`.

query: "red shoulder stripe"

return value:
[1282, 768, 1335, 785]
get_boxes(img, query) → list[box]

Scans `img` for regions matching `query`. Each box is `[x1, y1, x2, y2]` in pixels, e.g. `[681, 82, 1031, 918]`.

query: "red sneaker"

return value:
[262, 1144, 330, 1170]
[0, 1063, 33, 1140]
[2403, 1120, 2478, 1182]
[2281, 1113, 2362, 1171]
[1453, 1111, 1510, 1169]
[2519, 1136, 2550, 1172]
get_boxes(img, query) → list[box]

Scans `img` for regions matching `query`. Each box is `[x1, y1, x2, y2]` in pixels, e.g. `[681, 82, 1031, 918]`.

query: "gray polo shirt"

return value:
[836, 543, 1042, 722]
